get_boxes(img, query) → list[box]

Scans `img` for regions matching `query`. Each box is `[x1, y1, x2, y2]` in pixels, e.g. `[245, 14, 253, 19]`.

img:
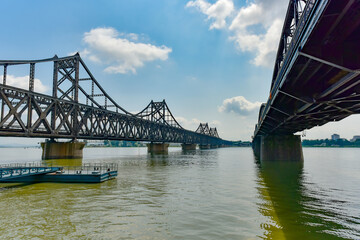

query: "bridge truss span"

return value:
[135, 100, 184, 129]
[0, 54, 226, 146]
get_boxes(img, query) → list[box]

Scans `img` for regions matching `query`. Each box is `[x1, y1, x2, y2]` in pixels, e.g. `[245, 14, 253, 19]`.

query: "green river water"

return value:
[0, 147, 359, 239]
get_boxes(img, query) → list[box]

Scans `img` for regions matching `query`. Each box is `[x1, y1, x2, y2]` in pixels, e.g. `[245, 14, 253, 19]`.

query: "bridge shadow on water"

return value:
[146, 149, 219, 167]
[254, 157, 358, 239]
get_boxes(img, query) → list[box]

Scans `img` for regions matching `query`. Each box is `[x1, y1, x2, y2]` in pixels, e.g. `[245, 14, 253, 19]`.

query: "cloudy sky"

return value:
[1, 0, 360, 144]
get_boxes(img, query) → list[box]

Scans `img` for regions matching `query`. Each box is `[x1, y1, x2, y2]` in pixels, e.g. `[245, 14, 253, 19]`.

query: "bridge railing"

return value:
[0, 162, 62, 179]
[53, 163, 118, 175]
[0, 161, 46, 169]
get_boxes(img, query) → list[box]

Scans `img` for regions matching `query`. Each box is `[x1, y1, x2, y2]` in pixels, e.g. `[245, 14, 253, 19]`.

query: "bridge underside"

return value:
[254, 0, 360, 161]
[257, 0, 360, 136]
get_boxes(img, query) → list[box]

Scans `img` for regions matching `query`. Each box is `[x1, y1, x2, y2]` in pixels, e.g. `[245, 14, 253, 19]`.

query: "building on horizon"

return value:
[331, 134, 340, 141]
[351, 136, 360, 142]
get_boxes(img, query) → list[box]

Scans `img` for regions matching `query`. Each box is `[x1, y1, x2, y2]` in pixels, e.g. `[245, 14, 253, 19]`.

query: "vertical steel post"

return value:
[73, 57, 80, 138]
[91, 81, 94, 107]
[3, 64, 7, 85]
[29, 63, 35, 92]
[162, 102, 165, 124]
[52, 60, 58, 98]
[27, 63, 35, 131]
[74, 58, 79, 103]
[294, 0, 299, 27]
[151, 102, 153, 122]
[1, 64, 7, 121]
[51, 59, 58, 132]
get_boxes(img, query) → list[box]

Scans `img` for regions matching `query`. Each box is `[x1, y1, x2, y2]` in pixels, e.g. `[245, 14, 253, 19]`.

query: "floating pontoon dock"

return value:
[0, 163, 118, 183]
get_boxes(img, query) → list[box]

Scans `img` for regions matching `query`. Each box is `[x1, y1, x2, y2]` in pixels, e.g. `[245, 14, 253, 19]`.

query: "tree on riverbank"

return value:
[302, 139, 360, 147]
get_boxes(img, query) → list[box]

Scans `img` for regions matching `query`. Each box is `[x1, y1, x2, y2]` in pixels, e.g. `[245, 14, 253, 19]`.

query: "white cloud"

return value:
[229, 0, 287, 67]
[210, 120, 221, 126]
[176, 117, 202, 130]
[219, 96, 261, 116]
[81, 27, 172, 74]
[187, 0, 288, 67]
[186, 0, 234, 29]
[0, 75, 48, 94]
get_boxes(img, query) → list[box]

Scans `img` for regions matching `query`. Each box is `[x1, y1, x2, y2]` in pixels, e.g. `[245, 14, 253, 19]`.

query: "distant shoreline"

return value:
[3, 145, 360, 149]
[302, 145, 360, 148]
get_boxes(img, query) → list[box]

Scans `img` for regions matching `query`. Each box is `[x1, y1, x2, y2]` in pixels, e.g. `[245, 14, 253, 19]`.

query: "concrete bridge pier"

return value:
[181, 143, 197, 150]
[147, 143, 169, 154]
[199, 144, 211, 149]
[41, 139, 85, 160]
[253, 135, 303, 162]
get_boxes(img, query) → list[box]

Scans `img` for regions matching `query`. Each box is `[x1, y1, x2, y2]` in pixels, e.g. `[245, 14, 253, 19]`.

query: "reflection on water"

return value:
[255, 157, 360, 239]
[0, 147, 359, 239]
[43, 158, 83, 167]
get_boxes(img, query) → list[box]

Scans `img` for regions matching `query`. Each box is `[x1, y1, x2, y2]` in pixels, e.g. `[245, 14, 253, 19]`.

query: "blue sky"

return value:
[1, 0, 360, 144]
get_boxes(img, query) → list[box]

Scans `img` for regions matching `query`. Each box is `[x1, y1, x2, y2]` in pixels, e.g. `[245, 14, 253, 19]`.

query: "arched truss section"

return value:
[195, 123, 210, 135]
[135, 100, 183, 129]
[209, 128, 219, 138]
[196, 123, 220, 138]
[0, 53, 132, 115]
[0, 54, 228, 144]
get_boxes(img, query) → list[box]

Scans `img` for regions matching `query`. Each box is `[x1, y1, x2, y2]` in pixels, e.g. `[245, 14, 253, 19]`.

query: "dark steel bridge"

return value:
[0, 54, 231, 146]
[254, 0, 360, 139]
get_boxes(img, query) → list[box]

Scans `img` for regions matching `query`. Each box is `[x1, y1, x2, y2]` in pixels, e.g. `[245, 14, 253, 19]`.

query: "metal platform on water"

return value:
[0, 163, 62, 182]
[0, 163, 118, 183]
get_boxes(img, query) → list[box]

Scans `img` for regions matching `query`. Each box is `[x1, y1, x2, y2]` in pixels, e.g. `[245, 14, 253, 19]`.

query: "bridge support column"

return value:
[147, 143, 169, 154]
[199, 144, 211, 149]
[252, 137, 261, 158]
[41, 140, 85, 160]
[181, 143, 197, 150]
[256, 135, 303, 161]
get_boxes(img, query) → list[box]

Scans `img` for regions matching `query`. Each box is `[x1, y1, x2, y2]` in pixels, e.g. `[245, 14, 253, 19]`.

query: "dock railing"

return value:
[0, 162, 118, 178]
[55, 163, 118, 175]
[0, 161, 49, 169]
[0, 162, 62, 180]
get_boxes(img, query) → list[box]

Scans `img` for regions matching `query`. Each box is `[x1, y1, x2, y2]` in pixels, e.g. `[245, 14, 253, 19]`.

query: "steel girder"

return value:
[195, 123, 219, 138]
[135, 100, 184, 129]
[0, 54, 228, 145]
[0, 84, 223, 145]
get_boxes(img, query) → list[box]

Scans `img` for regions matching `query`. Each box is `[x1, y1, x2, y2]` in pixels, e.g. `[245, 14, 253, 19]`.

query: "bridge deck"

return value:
[256, 0, 360, 137]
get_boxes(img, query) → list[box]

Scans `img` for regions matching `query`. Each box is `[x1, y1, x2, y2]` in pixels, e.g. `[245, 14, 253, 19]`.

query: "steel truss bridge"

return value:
[0, 54, 230, 146]
[254, 0, 360, 139]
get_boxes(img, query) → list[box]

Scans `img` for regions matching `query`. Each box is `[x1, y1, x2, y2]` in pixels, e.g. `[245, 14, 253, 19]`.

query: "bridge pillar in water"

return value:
[199, 144, 211, 149]
[252, 137, 261, 158]
[41, 140, 85, 160]
[181, 143, 197, 150]
[254, 135, 303, 162]
[147, 143, 169, 154]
